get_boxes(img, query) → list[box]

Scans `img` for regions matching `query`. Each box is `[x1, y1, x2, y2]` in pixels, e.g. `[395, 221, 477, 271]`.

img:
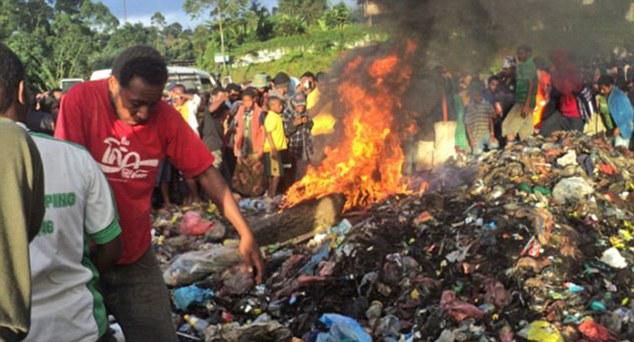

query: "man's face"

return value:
[489, 79, 499, 93]
[517, 49, 529, 63]
[294, 104, 306, 113]
[109, 76, 164, 125]
[228, 90, 241, 103]
[171, 88, 187, 107]
[52, 90, 63, 101]
[275, 85, 288, 96]
[599, 84, 612, 96]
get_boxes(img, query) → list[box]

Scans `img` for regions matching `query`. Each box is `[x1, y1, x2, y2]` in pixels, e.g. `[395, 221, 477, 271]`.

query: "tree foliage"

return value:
[0, 0, 355, 90]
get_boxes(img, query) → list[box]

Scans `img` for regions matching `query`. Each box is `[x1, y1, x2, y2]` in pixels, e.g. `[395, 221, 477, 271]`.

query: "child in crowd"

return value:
[263, 92, 288, 197]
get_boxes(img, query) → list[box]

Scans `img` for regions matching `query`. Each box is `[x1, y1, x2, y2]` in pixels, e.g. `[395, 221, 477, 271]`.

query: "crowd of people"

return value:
[161, 68, 323, 206]
[4, 38, 634, 342]
[433, 45, 634, 158]
[26, 64, 325, 211]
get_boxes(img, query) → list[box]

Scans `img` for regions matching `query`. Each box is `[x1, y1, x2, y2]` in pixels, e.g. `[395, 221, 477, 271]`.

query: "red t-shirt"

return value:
[55, 80, 213, 264]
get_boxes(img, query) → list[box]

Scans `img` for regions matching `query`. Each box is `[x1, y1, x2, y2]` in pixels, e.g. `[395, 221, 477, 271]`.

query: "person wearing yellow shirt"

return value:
[170, 84, 202, 205]
[263, 92, 288, 198]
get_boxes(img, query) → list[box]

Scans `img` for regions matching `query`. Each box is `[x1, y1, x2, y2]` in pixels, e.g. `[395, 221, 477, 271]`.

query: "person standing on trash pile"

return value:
[502, 45, 537, 144]
[598, 75, 634, 153]
[284, 92, 314, 186]
[264, 92, 289, 198]
[202, 86, 232, 182]
[234, 87, 266, 167]
[0, 43, 45, 342]
[540, 49, 587, 137]
[222, 83, 243, 183]
[592, 79, 616, 136]
[55, 45, 265, 342]
[232, 87, 267, 197]
[465, 81, 498, 155]
[170, 84, 203, 205]
[531, 57, 552, 134]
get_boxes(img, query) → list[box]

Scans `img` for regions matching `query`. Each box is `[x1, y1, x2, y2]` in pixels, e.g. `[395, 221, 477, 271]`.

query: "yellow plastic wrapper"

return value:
[527, 321, 564, 342]
[610, 236, 626, 250]
[410, 289, 421, 301]
[619, 229, 633, 242]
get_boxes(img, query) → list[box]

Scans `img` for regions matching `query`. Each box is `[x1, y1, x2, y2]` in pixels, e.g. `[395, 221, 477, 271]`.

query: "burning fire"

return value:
[285, 45, 415, 210]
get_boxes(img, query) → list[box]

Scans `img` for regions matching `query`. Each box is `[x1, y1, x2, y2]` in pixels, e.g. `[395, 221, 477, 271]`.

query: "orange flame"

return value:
[285, 46, 416, 211]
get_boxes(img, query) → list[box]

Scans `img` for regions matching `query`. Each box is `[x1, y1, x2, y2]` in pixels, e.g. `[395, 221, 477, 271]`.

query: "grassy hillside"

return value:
[227, 24, 386, 82]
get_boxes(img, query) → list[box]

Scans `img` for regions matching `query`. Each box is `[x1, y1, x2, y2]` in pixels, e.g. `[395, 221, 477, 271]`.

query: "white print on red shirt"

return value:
[98, 136, 159, 180]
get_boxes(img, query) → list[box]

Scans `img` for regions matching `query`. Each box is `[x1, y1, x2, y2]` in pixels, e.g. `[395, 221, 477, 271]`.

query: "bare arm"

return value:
[197, 167, 265, 283]
[92, 238, 122, 274]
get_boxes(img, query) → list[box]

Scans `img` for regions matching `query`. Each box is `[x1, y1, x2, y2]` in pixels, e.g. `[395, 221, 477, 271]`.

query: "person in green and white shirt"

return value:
[22, 131, 122, 342]
[0, 42, 122, 342]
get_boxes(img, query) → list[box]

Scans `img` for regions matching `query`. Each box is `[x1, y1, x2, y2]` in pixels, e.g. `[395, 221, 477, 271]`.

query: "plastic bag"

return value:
[440, 290, 485, 321]
[163, 245, 242, 286]
[523, 321, 564, 342]
[552, 177, 594, 204]
[179, 211, 219, 236]
[172, 285, 214, 310]
[315, 313, 372, 342]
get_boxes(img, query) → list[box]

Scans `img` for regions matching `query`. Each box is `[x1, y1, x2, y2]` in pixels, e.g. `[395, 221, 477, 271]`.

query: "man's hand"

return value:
[197, 167, 266, 284]
[239, 234, 264, 284]
[614, 128, 621, 138]
[293, 116, 305, 126]
[521, 104, 531, 118]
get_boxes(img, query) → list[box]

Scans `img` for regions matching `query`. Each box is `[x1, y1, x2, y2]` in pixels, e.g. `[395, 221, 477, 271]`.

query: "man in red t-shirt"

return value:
[55, 45, 264, 342]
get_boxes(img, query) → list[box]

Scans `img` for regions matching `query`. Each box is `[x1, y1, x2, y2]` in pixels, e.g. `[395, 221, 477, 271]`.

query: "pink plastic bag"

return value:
[180, 211, 214, 236]
[440, 290, 485, 321]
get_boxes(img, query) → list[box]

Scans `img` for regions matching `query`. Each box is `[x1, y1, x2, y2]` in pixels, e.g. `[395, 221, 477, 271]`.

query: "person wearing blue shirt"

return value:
[598, 75, 634, 150]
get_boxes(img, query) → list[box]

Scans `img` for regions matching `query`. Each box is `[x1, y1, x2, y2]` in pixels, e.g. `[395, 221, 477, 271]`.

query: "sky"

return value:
[101, 0, 356, 28]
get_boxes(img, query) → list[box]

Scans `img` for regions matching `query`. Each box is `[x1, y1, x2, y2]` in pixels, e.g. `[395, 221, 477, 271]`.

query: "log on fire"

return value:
[249, 194, 346, 246]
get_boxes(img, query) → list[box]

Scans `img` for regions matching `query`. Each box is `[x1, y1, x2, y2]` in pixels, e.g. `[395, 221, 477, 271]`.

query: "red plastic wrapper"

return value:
[578, 319, 614, 342]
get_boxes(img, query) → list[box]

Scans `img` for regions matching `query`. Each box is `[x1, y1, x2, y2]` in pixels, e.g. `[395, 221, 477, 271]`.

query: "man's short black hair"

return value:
[211, 86, 225, 96]
[517, 45, 532, 54]
[487, 75, 500, 84]
[598, 75, 615, 87]
[301, 71, 316, 79]
[0, 43, 25, 115]
[111, 45, 168, 88]
[273, 72, 290, 86]
[226, 83, 242, 93]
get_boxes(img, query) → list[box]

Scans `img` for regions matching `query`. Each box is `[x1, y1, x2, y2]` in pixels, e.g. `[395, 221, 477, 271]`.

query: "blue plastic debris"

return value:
[173, 284, 214, 310]
[315, 313, 372, 342]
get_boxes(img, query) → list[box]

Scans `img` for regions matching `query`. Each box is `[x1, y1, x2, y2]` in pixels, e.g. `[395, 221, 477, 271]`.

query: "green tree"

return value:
[183, 0, 249, 71]
[151, 11, 167, 28]
[320, 2, 352, 29]
[278, 0, 327, 25]
[271, 14, 306, 36]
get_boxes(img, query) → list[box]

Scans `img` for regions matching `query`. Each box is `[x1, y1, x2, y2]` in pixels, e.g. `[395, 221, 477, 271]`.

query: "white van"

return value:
[59, 78, 84, 92]
[89, 66, 217, 93]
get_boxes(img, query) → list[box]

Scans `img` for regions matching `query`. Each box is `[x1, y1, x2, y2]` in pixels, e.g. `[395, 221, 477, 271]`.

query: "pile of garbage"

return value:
[153, 132, 634, 341]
